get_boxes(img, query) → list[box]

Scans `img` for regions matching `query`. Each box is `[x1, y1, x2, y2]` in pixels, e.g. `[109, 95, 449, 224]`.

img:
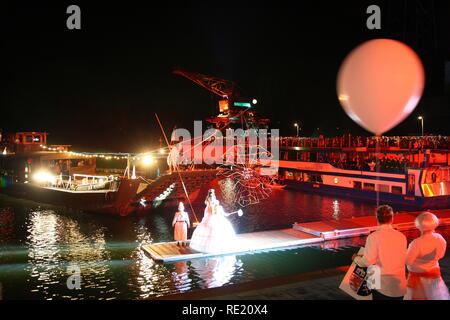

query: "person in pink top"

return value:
[404, 212, 450, 300]
[353, 205, 407, 300]
[172, 202, 190, 246]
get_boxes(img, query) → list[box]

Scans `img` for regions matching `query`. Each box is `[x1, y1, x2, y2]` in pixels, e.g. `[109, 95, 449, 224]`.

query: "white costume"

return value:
[167, 144, 180, 173]
[189, 201, 237, 254]
[354, 224, 408, 298]
[404, 232, 450, 300]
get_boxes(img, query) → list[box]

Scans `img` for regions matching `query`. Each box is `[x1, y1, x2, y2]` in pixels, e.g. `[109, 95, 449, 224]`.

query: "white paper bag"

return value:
[339, 247, 373, 300]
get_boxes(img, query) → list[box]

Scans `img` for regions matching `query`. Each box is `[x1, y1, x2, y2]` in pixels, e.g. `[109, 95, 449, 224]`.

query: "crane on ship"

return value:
[173, 69, 270, 130]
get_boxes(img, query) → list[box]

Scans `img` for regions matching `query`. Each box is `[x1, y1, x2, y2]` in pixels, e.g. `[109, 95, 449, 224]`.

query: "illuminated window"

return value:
[334, 177, 339, 184]
[363, 183, 376, 191]
[378, 184, 390, 193]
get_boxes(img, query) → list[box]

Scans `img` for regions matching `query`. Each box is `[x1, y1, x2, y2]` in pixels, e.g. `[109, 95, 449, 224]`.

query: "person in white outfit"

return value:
[404, 212, 450, 300]
[189, 189, 237, 254]
[353, 205, 407, 300]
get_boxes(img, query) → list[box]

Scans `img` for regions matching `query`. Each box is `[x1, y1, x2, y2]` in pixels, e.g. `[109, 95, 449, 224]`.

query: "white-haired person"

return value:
[404, 212, 450, 300]
[172, 202, 190, 246]
[189, 189, 237, 254]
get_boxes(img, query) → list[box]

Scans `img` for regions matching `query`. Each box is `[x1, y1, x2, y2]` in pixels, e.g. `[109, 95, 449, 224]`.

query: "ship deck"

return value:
[42, 186, 113, 194]
[142, 209, 450, 263]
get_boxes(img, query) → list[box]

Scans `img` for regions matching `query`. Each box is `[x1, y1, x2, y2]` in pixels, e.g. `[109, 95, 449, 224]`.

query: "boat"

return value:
[275, 135, 450, 209]
[0, 131, 226, 216]
[264, 182, 286, 190]
[262, 177, 286, 190]
[0, 131, 148, 216]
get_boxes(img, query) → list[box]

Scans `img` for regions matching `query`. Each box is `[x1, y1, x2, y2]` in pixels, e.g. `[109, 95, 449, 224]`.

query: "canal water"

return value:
[0, 189, 448, 299]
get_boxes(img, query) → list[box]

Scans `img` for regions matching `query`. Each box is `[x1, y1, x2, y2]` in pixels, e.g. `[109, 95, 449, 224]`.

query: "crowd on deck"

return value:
[328, 154, 409, 174]
[279, 135, 450, 150]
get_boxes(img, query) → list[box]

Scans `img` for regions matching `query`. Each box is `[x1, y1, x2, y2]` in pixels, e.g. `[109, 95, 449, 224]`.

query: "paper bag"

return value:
[339, 247, 373, 300]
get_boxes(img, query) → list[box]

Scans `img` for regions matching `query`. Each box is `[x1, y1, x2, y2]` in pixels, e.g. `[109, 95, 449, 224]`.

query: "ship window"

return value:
[25, 135, 33, 143]
[353, 181, 362, 190]
[285, 171, 294, 180]
[407, 174, 415, 194]
[363, 183, 375, 191]
[294, 172, 303, 181]
[392, 186, 403, 195]
[378, 184, 390, 193]
[289, 152, 297, 161]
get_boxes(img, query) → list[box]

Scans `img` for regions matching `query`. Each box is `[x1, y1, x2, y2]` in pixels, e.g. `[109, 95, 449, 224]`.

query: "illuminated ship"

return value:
[0, 131, 219, 216]
[0, 132, 146, 216]
[276, 135, 450, 209]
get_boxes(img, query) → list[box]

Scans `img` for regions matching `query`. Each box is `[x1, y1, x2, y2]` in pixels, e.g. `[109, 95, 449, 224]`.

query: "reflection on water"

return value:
[25, 210, 118, 299]
[332, 200, 340, 220]
[170, 261, 191, 293]
[126, 220, 174, 299]
[0, 208, 15, 243]
[191, 255, 243, 289]
[0, 188, 449, 299]
[27, 211, 61, 298]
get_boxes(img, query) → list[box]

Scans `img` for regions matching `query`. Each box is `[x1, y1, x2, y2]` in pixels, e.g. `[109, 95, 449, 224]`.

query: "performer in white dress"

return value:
[404, 212, 450, 300]
[189, 189, 237, 254]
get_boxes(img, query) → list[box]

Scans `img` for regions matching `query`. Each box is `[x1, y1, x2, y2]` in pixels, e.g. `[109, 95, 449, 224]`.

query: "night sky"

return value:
[3, 1, 450, 152]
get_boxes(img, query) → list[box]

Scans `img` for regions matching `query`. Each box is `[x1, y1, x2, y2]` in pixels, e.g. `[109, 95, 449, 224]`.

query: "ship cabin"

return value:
[0, 132, 96, 186]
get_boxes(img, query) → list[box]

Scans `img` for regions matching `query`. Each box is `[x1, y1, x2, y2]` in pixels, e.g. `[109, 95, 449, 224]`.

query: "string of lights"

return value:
[38, 144, 168, 161]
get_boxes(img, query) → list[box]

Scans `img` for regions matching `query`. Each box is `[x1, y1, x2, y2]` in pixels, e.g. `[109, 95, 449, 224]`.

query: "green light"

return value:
[233, 102, 252, 108]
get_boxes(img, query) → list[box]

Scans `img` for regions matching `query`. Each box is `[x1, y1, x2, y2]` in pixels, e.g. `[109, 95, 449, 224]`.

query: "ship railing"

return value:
[50, 174, 118, 192]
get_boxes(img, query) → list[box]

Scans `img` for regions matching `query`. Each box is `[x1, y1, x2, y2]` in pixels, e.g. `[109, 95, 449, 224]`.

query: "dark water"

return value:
[0, 189, 447, 300]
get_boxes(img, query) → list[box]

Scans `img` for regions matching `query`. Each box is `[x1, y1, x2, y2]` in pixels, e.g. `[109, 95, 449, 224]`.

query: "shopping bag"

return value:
[339, 247, 373, 300]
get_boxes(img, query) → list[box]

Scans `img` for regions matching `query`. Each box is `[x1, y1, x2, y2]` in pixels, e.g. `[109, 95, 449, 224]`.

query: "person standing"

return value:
[353, 205, 407, 300]
[404, 212, 450, 300]
[189, 189, 237, 254]
[172, 202, 190, 246]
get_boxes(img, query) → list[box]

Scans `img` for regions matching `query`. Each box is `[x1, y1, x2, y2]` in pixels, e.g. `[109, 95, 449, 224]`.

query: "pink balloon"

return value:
[337, 39, 425, 136]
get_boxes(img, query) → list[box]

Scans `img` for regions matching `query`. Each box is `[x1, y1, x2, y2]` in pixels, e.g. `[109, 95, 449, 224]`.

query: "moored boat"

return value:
[0, 131, 148, 216]
[276, 135, 450, 209]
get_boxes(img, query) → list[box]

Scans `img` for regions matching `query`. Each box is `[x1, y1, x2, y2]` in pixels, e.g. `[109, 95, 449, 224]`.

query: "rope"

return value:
[375, 135, 381, 207]
[155, 113, 199, 224]
[138, 176, 153, 185]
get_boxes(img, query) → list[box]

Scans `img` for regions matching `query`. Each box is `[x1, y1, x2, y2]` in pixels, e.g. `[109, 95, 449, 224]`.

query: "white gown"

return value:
[189, 205, 237, 254]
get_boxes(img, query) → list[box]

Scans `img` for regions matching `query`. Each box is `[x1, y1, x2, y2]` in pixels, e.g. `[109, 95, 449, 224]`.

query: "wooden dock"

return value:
[142, 229, 322, 263]
[293, 210, 450, 240]
[142, 209, 450, 263]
